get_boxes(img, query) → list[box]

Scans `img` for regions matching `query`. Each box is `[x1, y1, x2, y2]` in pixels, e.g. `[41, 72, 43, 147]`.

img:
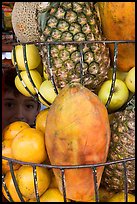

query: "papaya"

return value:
[97, 2, 135, 72]
[45, 83, 111, 202]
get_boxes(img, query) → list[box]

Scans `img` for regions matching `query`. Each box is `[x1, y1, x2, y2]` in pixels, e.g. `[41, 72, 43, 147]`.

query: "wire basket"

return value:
[2, 39, 135, 202]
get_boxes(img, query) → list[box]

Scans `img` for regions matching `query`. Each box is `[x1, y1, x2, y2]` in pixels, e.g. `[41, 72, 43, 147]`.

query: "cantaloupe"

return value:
[12, 2, 40, 43]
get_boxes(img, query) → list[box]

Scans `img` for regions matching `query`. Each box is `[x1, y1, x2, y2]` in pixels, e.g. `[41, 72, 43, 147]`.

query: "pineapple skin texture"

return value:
[37, 2, 110, 92]
[101, 97, 135, 191]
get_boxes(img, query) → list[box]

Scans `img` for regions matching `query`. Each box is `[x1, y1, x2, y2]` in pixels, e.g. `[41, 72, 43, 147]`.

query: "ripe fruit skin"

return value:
[16, 165, 51, 199]
[15, 70, 42, 97]
[97, 2, 135, 72]
[28, 188, 71, 202]
[2, 140, 21, 174]
[11, 127, 47, 163]
[2, 121, 30, 141]
[45, 83, 111, 201]
[98, 79, 129, 112]
[125, 67, 135, 93]
[40, 188, 71, 202]
[108, 67, 128, 81]
[11, 44, 41, 70]
[35, 108, 49, 134]
[101, 96, 135, 191]
[2, 170, 28, 202]
[38, 80, 58, 107]
[107, 192, 135, 202]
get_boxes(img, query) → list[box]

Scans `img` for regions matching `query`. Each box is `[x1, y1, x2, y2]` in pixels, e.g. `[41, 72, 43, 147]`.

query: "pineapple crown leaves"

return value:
[38, 2, 60, 33]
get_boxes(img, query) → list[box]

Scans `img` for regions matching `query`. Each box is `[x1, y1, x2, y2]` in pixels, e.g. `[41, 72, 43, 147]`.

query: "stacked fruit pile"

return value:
[2, 2, 135, 202]
[2, 118, 70, 202]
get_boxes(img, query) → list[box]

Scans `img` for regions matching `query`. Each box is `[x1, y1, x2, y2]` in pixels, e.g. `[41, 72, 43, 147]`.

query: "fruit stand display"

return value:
[2, 2, 135, 202]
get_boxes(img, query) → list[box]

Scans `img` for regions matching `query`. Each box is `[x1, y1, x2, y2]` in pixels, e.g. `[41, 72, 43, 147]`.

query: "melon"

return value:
[45, 83, 111, 201]
[12, 2, 40, 43]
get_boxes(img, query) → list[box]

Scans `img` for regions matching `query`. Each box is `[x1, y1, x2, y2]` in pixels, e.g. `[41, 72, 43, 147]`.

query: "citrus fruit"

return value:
[40, 188, 71, 202]
[2, 125, 10, 141]
[2, 139, 21, 174]
[98, 79, 129, 111]
[11, 44, 41, 70]
[2, 121, 30, 141]
[15, 70, 42, 97]
[38, 80, 59, 107]
[108, 67, 128, 81]
[11, 127, 47, 163]
[107, 192, 135, 202]
[125, 66, 135, 93]
[28, 188, 71, 202]
[16, 165, 51, 199]
[2, 170, 28, 202]
[35, 108, 49, 134]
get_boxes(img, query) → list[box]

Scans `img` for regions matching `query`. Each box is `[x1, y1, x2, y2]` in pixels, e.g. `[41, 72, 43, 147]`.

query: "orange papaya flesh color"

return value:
[97, 2, 135, 72]
[45, 83, 111, 202]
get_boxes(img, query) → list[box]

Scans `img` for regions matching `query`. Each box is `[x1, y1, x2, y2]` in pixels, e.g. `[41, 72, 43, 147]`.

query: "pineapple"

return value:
[37, 2, 110, 92]
[101, 95, 135, 191]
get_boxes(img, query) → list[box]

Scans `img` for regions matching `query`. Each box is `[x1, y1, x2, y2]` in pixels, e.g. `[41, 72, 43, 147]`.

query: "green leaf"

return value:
[38, 12, 48, 33]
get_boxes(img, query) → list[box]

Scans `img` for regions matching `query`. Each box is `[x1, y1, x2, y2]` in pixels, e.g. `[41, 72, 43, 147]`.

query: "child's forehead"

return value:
[4, 91, 36, 102]
[4, 90, 17, 99]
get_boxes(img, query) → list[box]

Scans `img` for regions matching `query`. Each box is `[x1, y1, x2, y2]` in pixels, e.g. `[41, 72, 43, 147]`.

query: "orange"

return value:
[11, 127, 47, 163]
[2, 121, 30, 141]
[37, 188, 71, 202]
[28, 188, 71, 202]
[2, 170, 28, 202]
[2, 139, 21, 174]
[35, 108, 49, 134]
[16, 165, 51, 199]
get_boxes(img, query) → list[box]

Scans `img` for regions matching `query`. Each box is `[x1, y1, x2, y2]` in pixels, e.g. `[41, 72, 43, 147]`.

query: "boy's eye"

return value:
[4, 102, 15, 108]
[25, 104, 34, 109]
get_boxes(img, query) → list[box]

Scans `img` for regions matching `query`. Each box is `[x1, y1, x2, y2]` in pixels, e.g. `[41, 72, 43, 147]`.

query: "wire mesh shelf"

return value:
[11, 39, 135, 110]
[2, 39, 135, 202]
[2, 156, 135, 202]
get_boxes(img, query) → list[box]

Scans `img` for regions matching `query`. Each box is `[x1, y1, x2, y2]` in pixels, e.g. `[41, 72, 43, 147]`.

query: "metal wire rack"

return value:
[2, 39, 135, 202]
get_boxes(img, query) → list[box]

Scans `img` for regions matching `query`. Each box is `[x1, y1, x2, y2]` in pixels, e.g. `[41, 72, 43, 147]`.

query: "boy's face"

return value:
[3, 91, 40, 129]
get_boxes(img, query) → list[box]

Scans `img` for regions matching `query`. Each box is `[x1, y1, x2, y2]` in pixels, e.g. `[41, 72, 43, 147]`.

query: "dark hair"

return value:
[3, 67, 41, 106]
[2, 68, 41, 111]
[3, 68, 20, 96]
